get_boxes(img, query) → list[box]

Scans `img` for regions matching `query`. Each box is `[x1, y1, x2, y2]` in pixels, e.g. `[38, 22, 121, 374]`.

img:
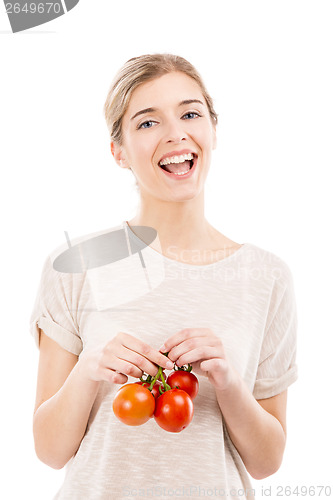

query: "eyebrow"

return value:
[130, 99, 205, 121]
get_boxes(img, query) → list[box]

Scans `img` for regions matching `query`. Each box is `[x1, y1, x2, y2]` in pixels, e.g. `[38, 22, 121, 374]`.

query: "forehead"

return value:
[125, 72, 205, 114]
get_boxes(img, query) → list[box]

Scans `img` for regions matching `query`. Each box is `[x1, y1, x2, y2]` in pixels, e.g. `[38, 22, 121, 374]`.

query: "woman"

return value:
[30, 54, 298, 499]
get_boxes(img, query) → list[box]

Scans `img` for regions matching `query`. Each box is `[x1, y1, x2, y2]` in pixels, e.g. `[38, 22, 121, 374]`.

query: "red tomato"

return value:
[113, 383, 155, 426]
[135, 381, 162, 400]
[166, 370, 199, 400]
[154, 388, 194, 432]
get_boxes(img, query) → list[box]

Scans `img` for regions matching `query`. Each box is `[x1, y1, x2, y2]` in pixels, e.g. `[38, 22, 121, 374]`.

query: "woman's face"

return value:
[112, 71, 217, 202]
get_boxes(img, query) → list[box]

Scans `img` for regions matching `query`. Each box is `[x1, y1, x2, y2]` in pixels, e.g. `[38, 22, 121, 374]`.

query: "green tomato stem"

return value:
[148, 364, 172, 393]
[148, 366, 162, 391]
[159, 369, 171, 391]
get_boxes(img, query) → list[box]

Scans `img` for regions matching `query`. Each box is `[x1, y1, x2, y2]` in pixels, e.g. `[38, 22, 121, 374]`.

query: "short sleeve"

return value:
[253, 264, 298, 399]
[29, 254, 83, 356]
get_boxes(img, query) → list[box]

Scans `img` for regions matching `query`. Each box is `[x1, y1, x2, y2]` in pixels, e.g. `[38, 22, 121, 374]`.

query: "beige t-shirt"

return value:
[29, 221, 298, 500]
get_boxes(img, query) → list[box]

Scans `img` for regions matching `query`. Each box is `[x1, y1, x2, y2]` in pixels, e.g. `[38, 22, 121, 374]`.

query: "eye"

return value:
[137, 120, 157, 130]
[182, 112, 201, 120]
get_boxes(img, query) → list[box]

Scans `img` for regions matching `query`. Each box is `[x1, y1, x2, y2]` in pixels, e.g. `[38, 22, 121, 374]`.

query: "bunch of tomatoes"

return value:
[112, 353, 199, 433]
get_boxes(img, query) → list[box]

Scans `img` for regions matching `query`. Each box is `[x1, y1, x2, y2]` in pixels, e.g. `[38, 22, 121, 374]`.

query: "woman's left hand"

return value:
[159, 328, 238, 391]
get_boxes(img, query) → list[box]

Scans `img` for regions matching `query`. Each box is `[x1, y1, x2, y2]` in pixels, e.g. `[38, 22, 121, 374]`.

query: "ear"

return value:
[110, 141, 130, 169]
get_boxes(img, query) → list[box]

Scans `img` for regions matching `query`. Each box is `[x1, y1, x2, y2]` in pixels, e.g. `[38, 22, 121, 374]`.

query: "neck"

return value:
[127, 191, 218, 254]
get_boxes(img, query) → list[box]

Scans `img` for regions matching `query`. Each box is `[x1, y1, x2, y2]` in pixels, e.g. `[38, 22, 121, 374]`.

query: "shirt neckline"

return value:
[122, 220, 250, 270]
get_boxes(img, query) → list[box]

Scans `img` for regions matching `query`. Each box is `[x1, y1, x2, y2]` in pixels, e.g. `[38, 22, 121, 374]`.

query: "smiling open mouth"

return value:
[158, 153, 196, 176]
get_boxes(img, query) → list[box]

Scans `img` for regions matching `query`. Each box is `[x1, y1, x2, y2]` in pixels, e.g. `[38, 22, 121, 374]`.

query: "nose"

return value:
[164, 118, 188, 144]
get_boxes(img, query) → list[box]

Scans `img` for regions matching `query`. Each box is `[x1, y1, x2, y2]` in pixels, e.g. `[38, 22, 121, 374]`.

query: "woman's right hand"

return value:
[78, 332, 174, 385]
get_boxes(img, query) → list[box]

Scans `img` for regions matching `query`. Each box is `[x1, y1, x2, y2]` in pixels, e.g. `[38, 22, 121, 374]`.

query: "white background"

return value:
[1, 0, 332, 498]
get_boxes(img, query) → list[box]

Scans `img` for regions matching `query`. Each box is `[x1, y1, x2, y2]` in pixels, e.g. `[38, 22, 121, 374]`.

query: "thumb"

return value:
[200, 359, 229, 388]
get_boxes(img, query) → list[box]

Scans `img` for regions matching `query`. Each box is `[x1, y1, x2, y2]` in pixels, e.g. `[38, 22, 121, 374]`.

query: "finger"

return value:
[121, 333, 174, 371]
[110, 345, 167, 378]
[200, 358, 228, 374]
[175, 345, 224, 368]
[106, 353, 144, 379]
[200, 359, 231, 390]
[100, 367, 129, 385]
[159, 328, 211, 354]
[167, 336, 221, 363]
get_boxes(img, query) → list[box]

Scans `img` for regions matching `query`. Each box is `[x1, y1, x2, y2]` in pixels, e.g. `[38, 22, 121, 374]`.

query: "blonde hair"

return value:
[104, 53, 218, 145]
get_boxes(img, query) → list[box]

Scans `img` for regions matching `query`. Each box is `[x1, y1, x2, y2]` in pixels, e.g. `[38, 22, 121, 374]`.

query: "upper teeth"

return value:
[159, 153, 194, 166]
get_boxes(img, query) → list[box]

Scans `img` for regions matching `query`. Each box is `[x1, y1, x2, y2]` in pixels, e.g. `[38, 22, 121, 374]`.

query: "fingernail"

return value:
[159, 345, 166, 352]
[166, 361, 174, 369]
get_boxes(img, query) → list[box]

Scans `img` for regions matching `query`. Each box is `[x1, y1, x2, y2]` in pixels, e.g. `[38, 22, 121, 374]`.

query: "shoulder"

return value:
[242, 243, 294, 287]
[46, 222, 125, 275]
